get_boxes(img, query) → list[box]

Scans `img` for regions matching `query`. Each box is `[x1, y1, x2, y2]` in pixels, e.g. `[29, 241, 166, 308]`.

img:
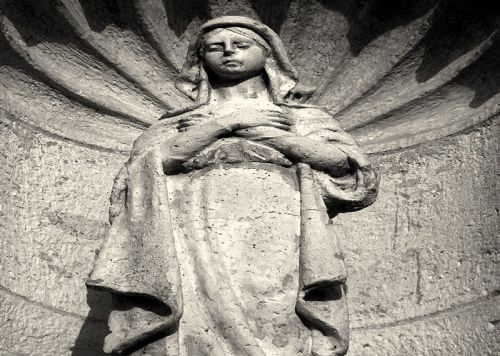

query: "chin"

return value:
[218, 71, 253, 81]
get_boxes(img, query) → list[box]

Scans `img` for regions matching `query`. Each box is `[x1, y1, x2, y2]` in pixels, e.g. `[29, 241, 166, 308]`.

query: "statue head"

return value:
[199, 27, 270, 82]
[176, 16, 298, 104]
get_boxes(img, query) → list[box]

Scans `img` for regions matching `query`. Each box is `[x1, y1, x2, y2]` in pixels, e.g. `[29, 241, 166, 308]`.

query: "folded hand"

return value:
[176, 109, 295, 133]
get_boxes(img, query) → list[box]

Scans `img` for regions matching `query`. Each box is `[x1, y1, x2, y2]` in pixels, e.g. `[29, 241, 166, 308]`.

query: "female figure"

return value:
[87, 16, 378, 356]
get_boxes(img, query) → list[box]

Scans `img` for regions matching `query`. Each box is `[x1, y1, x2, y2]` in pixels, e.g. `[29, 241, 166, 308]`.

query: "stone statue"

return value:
[87, 16, 379, 356]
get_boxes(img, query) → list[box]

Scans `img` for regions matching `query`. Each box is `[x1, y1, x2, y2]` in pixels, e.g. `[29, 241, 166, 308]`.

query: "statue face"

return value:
[202, 29, 268, 81]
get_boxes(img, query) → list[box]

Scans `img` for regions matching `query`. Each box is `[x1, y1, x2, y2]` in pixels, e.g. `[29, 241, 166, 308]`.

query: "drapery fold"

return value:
[86, 104, 379, 355]
[87, 148, 183, 354]
[296, 157, 377, 356]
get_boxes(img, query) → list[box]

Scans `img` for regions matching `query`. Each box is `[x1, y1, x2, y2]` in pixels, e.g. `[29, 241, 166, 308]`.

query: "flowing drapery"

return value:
[87, 104, 379, 355]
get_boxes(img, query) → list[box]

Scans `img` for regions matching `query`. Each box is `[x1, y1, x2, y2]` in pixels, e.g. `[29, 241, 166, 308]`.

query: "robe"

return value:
[87, 103, 379, 356]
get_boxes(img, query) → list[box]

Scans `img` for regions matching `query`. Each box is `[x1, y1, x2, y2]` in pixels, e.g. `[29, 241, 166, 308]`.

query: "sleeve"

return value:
[86, 129, 183, 354]
[293, 106, 380, 355]
[297, 108, 380, 214]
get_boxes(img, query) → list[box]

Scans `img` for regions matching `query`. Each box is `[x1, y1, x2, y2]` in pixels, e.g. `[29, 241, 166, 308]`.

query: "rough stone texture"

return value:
[0, 113, 119, 355]
[0, 0, 499, 354]
[1, 113, 498, 355]
[341, 119, 500, 328]
[342, 119, 500, 355]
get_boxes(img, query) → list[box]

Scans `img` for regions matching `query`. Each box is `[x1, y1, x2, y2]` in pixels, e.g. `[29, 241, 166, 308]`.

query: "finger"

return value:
[266, 113, 295, 123]
[261, 111, 289, 118]
[265, 114, 290, 122]
[190, 113, 208, 118]
[260, 109, 285, 114]
[263, 109, 295, 118]
[180, 114, 206, 121]
[273, 124, 291, 131]
[179, 115, 205, 123]
[258, 112, 290, 121]
[268, 117, 293, 125]
[262, 123, 291, 131]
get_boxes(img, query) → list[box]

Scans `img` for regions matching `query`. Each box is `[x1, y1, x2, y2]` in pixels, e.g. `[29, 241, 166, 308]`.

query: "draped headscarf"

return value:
[175, 16, 299, 104]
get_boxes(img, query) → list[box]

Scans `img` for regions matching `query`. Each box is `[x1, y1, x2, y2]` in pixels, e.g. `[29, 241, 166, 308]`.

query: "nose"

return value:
[222, 39, 235, 55]
[223, 46, 235, 56]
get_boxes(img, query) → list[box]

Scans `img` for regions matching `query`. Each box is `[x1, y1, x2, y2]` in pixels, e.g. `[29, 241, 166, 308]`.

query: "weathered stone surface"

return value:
[338, 119, 500, 329]
[81, 16, 378, 355]
[0, 287, 110, 356]
[0, 1, 498, 355]
[0, 113, 123, 319]
[1, 114, 497, 355]
[350, 296, 500, 356]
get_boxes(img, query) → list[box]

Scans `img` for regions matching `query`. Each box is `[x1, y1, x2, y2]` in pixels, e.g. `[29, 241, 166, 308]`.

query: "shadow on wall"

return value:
[414, 0, 500, 108]
[415, 0, 500, 82]
[3, 0, 498, 111]
[318, 0, 440, 56]
[71, 289, 112, 356]
[316, 0, 500, 108]
[453, 38, 500, 108]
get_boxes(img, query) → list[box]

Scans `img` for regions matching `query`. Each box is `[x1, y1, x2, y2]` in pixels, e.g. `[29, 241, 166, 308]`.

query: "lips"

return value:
[222, 59, 242, 66]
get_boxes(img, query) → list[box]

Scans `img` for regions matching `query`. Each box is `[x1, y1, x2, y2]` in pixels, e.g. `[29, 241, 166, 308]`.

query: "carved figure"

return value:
[87, 16, 379, 356]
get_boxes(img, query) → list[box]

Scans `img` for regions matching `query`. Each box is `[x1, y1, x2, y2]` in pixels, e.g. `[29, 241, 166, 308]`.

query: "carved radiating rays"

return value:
[0, 0, 498, 153]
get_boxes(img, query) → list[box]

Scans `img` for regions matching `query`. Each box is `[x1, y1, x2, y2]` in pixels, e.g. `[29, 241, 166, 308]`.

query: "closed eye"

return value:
[206, 44, 224, 52]
[234, 41, 252, 49]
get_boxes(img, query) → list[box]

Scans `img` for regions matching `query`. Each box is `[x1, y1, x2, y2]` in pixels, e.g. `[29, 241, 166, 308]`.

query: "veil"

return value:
[175, 16, 299, 104]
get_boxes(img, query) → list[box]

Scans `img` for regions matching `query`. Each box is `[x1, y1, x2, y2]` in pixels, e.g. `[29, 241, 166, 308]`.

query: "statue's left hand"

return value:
[176, 113, 211, 132]
[234, 108, 296, 141]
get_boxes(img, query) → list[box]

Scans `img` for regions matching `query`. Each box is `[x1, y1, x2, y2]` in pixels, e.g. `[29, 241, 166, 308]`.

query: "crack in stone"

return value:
[352, 293, 500, 331]
[415, 251, 423, 305]
[2, 282, 498, 332]
[392, 190, 399, 250]
[0, 284, 104, 323]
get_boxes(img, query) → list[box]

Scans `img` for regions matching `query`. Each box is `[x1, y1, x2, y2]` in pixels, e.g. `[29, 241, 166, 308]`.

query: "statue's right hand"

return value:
[216, 109, 293, 132]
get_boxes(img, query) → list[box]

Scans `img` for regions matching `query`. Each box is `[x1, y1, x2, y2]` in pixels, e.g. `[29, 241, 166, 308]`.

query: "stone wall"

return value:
[1, 0, 499, 355]
[1, 113, 497, 355]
